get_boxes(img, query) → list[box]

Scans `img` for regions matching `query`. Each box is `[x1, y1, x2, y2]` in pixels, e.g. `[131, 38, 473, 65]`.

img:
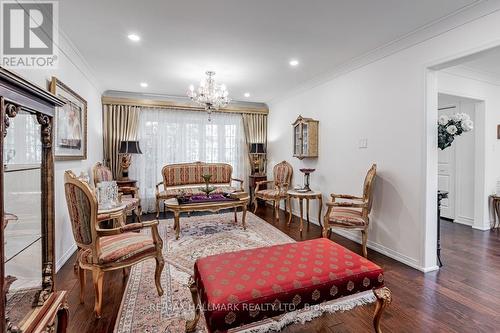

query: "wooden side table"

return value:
[437, 190, 448, 268]
[116, 179, 138, 194]
[249, 174, 267, 206]
[490, 195, 500, 228]
[116, 179, 142, 220]
[287, 190, 323, 233]
[98, 203, 127, 227]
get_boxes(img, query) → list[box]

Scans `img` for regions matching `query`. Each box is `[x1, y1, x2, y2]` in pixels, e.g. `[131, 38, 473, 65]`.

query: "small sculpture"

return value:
[199, 174, 216, 197]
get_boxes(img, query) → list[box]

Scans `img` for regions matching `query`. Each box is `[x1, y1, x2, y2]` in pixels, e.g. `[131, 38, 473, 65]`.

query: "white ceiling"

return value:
[59, 0, 480, 102]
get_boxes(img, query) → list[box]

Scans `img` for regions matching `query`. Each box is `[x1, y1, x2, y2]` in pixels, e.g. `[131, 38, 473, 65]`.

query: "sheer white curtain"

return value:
[130, 108, 248, 213]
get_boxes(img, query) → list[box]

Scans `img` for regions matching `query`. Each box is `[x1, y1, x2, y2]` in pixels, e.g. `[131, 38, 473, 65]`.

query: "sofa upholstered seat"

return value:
[191, 238, 386, 333]
[155, 162, 244, 217]
[158, 186, 242, 199]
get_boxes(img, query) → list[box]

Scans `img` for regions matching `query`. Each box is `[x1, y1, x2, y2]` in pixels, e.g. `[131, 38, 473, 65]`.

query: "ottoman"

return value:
[186, 238, 391, 333]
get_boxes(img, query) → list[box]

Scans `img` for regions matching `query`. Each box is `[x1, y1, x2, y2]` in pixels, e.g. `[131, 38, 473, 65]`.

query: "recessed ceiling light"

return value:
[244, 92, 250, 98]
[128, 33, 141, 42]
[289, 59, 299, 67]
[140, 82, 148, 88]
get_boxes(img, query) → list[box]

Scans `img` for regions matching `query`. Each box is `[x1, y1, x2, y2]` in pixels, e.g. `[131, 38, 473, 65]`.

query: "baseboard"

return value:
[283, 204, 434, 273]
[56, 243, 77, 273]
[472, 224, 492, 231]
[454, 216, 474, 226]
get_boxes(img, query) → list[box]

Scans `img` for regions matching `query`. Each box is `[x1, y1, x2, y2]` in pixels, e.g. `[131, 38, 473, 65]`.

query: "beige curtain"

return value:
[103, 104, 140, 178]
[242, 113, 268, 174]
[242, 113, 267, 146]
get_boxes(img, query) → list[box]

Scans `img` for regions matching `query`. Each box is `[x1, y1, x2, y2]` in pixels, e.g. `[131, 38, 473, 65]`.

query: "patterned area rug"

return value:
[114, 212, 294, 333]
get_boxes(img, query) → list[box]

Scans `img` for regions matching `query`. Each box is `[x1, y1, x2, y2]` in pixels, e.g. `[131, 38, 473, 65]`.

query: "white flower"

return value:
[446, 125, 458, 135]
[438, 115, 449, 126]
[451, 114, 460, 122]
[462, 119, 474, 132]
[461, 113, 471, 122]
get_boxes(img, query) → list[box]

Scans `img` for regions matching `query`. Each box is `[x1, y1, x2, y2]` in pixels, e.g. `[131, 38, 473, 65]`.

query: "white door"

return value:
[438, 106, 457, 220]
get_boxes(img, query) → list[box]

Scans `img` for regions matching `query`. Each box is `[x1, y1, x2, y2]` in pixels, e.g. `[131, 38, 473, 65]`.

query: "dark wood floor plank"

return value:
[55, 206, 500, 332]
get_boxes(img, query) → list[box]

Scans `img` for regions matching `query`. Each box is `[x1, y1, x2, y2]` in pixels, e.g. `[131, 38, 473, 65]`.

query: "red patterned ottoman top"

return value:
[193, 238, 385, 333]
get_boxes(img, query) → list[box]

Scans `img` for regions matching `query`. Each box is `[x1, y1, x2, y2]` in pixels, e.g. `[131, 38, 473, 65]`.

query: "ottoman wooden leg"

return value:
[373, 286, 392, 333]
[185, 277, 201, 333]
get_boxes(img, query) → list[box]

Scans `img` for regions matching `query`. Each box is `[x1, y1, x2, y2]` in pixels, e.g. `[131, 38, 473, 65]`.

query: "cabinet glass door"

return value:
[302, 123, 308, 155]
[3, 111, 42, 327]
[294, 125, 301, 155]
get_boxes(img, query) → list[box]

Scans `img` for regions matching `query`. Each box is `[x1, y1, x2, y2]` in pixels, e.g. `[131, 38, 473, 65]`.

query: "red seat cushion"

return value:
[194, 238, 384, 332]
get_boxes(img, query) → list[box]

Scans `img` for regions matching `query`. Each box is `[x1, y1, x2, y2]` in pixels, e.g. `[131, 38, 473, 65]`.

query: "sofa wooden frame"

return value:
[155, 161, 244, 217]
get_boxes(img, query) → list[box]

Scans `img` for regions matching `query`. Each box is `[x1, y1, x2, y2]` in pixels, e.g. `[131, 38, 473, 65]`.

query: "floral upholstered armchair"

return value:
[323, 164, 377, 258]
[252, 160, 293, 220]
[92, 161, 142, 222]
[64, 170, 164, 318]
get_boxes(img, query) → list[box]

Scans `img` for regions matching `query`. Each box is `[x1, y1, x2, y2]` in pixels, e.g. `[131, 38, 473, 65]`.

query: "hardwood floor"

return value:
[56, 207, 500, 332]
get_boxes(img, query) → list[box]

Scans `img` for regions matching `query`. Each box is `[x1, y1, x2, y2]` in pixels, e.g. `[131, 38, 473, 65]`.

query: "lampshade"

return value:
[249, 143, 266, 154]
[119, 140, 142, 154]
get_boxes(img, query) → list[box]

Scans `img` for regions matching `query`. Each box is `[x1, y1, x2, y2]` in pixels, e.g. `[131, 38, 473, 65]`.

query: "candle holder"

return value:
[299, 168, 315, 191]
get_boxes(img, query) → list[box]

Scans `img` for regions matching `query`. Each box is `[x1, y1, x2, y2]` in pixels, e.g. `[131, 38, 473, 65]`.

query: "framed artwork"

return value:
[49, 77, 87, 160]
[497, 125, 500, 139]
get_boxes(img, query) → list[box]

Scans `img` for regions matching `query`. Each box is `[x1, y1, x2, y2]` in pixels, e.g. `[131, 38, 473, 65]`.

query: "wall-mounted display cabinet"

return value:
[292, 115, 318, 159]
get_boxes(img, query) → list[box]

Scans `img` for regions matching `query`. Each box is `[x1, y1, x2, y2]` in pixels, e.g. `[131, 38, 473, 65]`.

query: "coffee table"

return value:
[164, 193, 249, 239]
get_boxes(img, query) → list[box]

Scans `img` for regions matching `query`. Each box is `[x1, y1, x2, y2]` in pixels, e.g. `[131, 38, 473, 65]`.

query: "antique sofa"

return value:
[155, 161, 244, 217]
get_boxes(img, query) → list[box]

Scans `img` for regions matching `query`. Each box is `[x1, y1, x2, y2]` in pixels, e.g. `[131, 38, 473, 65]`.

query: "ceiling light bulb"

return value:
[128, 34, 141, 42]
[244, 92, 250, 98]
[289, 59, 299, 67]
[140, 82, 148, 88]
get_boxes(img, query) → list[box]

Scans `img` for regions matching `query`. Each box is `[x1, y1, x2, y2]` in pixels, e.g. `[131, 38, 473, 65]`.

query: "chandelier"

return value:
[187, 71, 230, 121]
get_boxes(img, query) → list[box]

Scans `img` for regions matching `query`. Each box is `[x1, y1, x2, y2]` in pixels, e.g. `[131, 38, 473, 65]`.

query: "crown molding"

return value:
[102, 90, 268, 114]
[268, 0, 500, 105]
[441, 65, 500, 86]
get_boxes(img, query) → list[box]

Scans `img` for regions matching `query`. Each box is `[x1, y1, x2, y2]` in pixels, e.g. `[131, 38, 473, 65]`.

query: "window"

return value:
[130, 108, 247, 212]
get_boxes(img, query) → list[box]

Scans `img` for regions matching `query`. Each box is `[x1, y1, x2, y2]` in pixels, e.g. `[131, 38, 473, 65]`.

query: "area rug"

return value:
[114, 211, 295, 333]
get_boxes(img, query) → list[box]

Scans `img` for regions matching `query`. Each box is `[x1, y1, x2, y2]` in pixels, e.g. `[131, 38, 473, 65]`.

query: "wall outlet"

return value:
[359, 138, 368, 148]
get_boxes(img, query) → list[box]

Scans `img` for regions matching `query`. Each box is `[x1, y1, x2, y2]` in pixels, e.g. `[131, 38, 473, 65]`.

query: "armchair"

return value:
[323, 164, 377, 258]
[252, 161, 293, 220]
[64, 170, 164, 318]
[93, 161, 142, 222]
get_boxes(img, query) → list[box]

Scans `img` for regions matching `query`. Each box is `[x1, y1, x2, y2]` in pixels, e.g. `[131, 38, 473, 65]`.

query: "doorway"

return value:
[438, 93, 480, 226]
[424, 45, 500, 270]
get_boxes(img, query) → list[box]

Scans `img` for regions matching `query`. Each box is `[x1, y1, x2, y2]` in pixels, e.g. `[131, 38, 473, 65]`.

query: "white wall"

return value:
[268, 10, 500, 271]
[10, 35, 103, 272]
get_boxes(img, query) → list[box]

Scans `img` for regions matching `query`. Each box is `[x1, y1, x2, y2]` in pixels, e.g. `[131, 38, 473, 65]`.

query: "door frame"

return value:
[422, 42, 499, 270]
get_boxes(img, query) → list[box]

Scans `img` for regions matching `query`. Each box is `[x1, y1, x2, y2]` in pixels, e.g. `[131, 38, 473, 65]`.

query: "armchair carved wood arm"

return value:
[64, 170, 164, 318]
[323, 164, 377, 258]
[252, 161, 293, 220]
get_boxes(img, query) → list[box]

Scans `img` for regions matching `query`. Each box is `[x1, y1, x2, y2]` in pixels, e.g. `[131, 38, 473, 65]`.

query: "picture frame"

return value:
[49, 77, 87, 160]
[497, 125, 500, 139]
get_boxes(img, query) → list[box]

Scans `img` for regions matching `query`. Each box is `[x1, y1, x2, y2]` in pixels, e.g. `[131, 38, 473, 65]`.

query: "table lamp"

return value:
[118, 140, 142, 180]
[249, 143, 266, 175]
